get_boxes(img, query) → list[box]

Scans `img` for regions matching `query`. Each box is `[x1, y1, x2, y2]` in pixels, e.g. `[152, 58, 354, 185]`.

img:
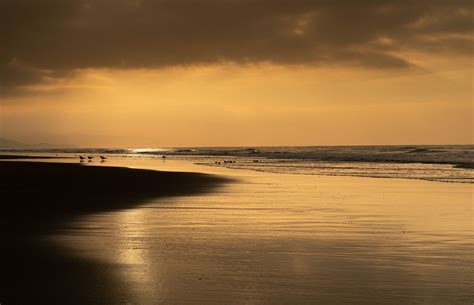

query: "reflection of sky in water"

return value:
[192, 158, 474, 183]
[50, 158, 473, 305]
[3, 144, 473, 183]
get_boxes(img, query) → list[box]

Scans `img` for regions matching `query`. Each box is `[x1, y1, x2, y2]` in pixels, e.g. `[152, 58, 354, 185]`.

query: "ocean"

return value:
[1, 147, 472, 304]
[2, 145, 472, 183]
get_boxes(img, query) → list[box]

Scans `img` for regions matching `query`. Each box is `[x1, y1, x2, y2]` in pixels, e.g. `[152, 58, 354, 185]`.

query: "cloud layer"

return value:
[1, 0, 472, 94]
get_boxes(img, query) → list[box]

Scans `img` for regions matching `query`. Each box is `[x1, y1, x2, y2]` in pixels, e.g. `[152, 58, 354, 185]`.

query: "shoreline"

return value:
[1, 153, 472, 184]
[0, 159, 471, 305]
[0, 161, 231, 305]
[0, 161, 230, 233]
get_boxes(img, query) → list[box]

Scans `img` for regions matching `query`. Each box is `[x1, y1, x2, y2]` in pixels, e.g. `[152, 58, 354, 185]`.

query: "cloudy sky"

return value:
[1, 0, 472, 147]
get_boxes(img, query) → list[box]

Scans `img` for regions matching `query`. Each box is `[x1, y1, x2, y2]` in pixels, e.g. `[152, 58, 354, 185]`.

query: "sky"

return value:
[0, 0, 472, 147]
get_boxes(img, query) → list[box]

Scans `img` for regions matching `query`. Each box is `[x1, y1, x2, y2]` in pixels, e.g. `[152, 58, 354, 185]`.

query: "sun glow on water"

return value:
[129, 148, 173, 154]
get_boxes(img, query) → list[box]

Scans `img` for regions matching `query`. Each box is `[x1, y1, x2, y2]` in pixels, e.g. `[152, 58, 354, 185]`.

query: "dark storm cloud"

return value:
[1, 0, 473, 93]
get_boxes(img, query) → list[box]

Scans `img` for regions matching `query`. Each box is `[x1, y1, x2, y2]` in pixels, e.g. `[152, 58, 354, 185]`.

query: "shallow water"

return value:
[3, 144, 473, 183]
[48, 157, 473, 305]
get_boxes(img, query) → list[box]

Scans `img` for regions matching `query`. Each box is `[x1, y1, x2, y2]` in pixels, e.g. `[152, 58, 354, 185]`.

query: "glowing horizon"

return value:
[1, 1, 472, 147]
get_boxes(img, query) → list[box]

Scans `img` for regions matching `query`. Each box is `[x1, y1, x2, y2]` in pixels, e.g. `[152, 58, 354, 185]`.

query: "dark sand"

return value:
[0, 161, 228, 305]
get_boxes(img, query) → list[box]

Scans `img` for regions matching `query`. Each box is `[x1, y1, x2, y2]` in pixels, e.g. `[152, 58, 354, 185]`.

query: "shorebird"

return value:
[79, 155, 86, 160]
[100, 156, 107, 160]
[88, 156, 94, 160]
[162, 155, 166, 159]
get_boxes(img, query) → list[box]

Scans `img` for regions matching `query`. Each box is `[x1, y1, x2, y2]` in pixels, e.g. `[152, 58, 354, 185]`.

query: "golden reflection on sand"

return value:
[48, 157, 473, 304]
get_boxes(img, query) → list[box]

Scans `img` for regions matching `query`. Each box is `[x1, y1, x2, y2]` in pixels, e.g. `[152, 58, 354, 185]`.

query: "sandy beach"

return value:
[0, 160, 228, 304]
[0, 157, 472, 305]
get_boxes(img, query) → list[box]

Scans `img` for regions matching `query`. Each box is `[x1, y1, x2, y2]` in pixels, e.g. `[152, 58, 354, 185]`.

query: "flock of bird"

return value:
[214, 159, 259, 165]
[214, 160, 239, 165]
[78, 155, 166, 162]
[78, 155, 107, 162]
[76, 154, 259, 165]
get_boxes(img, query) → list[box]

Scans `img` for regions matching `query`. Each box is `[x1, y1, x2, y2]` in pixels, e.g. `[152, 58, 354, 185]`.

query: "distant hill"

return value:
[0, 138, 76, 149]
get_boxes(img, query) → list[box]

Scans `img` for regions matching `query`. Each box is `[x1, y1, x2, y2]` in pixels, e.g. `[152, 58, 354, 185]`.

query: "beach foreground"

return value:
[0, 158, 472, 305]
[0, 161, 228, 305]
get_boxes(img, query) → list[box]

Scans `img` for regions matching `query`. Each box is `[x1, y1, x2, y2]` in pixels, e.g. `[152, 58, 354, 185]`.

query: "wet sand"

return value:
[0, 158, 472, 305]
[0, 161, 228, 305]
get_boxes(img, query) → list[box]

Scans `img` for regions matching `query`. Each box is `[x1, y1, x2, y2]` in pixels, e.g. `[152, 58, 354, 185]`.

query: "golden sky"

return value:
[1, 1, 472, 147]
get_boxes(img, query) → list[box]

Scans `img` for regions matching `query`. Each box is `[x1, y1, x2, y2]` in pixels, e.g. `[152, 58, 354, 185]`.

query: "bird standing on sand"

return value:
[79, 156, 86, 161]
[162, 155, 166, 159]
[100, 156, 107, 160]
[88, 156, 94, 160]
